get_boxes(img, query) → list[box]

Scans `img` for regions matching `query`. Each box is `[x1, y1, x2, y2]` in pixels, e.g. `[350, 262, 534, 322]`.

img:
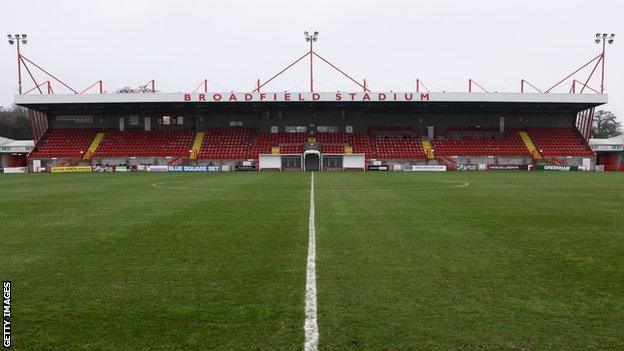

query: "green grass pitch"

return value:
[1, 171, 623, 350]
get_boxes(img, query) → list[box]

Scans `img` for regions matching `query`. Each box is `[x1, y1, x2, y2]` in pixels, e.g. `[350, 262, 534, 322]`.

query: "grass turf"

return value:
[1, 171, 623, 350]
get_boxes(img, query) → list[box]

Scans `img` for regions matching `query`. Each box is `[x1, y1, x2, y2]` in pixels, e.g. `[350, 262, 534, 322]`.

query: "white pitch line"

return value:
[304, 172, 319, 351]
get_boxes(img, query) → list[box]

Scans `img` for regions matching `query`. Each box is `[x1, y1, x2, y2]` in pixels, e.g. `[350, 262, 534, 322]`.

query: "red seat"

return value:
[94, 129, 195, 157]
[527, 127, 595, 157]
[32, 129, 99, 158]
[433, 127, 531, 157]
[197, 126, 252, 160]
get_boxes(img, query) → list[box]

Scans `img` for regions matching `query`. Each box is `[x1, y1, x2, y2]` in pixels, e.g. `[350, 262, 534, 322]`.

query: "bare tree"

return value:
[592, 110, 622, 139]
[114, 86, 159, 94]
[0, 106, 31, 140]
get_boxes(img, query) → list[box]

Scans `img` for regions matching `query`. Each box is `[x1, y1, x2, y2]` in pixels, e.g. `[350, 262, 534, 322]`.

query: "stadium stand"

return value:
[527, 127, 595, 157]
[316, 132, 374, 158]
[250, 132, 308, 159]
[196, 126, 251, 160]
[94, 130, 195, 157]
[32, 129, 98, 158]
[321, 144, 346, 154]
[280, 144, 304, 154]
[432, 127, 531, 157]
[372, 136, 426, 159]
[27, 125, 597, 163]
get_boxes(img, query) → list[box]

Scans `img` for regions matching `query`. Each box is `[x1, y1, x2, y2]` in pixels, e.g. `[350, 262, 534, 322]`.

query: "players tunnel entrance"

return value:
[304, 150, 320, 171]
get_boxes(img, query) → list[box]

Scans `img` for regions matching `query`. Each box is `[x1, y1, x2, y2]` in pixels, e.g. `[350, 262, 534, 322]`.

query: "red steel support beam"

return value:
[415, 79, 430, 93]
[79, 80, 104, 94]
[313, 52, 368, 91]
[580, 57, 602, 94]
[468, 79, 489, 93]
[22, 55, 78, 94]
[20, 56, 44, 95]
[574, 80, 599, 94]
[520, 79, 543, 93]
[253, 52, 309, 92]
[545, 54, 601, 93]
[20, 55, 78, 94]
[23, 80, 49, 95]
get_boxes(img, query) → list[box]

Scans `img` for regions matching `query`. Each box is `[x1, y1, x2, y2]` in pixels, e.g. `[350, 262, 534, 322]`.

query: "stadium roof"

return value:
[0, 137, 34, 153]
[589, 135, 624, 151]
[14, 92, 607, 105]
[14, 92, 608, 115]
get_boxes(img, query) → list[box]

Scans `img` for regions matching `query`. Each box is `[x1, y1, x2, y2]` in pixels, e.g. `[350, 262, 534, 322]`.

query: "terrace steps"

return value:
[421, 139, 435, 159]
[84, 132, 105, 160]
[518, 131, 541, 160]
[189, 131, 205, 160]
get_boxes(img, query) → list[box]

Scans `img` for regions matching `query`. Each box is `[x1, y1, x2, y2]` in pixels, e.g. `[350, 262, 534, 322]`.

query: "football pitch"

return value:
[1, 171, 623, 350]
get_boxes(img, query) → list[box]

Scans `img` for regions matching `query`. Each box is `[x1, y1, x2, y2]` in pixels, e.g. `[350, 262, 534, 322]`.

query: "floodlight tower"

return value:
[304, 31, 319, 92]
[7, 34, 27, 94]
[595, 33, 615, 94]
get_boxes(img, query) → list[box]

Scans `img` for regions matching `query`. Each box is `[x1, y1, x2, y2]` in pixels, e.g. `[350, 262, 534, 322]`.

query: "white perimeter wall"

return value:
[259, 154, 281, 170]
[343, 154, 365, 169]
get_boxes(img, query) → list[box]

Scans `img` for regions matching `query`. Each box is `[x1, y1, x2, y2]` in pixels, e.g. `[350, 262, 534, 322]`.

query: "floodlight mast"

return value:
[304, 31, 319, 92]
[595, 32, 615, 94]
[7, 33, 27, 94]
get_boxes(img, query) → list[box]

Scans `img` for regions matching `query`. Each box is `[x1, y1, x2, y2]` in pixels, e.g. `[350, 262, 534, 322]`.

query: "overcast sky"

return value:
[1, 0, 622, 120]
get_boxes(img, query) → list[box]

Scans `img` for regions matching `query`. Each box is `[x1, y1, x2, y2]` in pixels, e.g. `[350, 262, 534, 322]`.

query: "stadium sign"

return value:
[3, 167, 28, 174]
[457, 164, 478, 171]
[183, 92, 431, 103]
[0, 145, 33, 153]
[487, 165, 529, 170]
[591, 144, 623, 151]
[14, 91, 609, 106]
[403, 165, 447, 172]
[368, 165, 389, 171]
[147, 166, 168, 172]
[167, 165, 220, 172]
[538, 165, 578, 171]
[50, 166, 92, 173]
